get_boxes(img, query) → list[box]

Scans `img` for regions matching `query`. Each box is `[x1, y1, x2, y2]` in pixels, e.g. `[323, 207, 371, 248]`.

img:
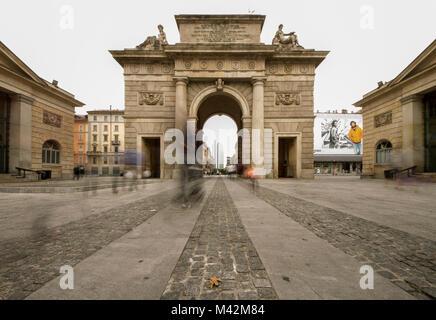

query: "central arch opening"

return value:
[203, 115, 238, 170]
[196, 94, 242, 130]
[196, 93, 244, 174]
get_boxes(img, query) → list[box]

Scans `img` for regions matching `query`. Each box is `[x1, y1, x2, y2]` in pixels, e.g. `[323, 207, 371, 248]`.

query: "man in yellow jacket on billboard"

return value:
[348, 121, 363, 155]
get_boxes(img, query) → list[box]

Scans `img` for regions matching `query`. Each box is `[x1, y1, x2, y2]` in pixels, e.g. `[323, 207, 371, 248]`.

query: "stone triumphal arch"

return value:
[110, 14, 328, 179]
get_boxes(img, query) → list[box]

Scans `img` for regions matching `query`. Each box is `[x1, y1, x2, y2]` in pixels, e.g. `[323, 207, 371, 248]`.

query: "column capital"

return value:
[14, 94, 35, 105]
[400, 94, 423, 105]
[173, 76, 189, 85]
[251, 77, 267, 86]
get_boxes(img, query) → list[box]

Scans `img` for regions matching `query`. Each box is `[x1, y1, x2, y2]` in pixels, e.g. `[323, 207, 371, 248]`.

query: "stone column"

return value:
[174, 77, 189, 133]
[9, 94, 33, 171]
[241, 117, 252, 166]
[173, 77, 189, 178]
[401, 94, 425, 171]
[186, 117, 197, 165]
[251, 77, 266, 171]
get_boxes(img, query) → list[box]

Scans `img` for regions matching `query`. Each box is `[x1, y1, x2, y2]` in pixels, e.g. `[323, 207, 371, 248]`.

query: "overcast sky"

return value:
[1, 0, 435, 115]
[2, 0, 434, 161]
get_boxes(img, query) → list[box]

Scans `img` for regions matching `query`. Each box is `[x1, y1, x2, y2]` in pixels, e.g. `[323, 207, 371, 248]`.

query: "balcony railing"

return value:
[86, 151, 102, 155]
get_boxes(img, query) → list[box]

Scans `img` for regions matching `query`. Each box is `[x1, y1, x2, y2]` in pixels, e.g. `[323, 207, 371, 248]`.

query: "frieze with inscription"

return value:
[176, 59, 263, 72]
[266, 63, 314, 75]
[127, 63, 174, 75]
[161, 63, 172, 73]
[43, 110, 62, 128]
[191, 24, 251, 42]
[216, 60, 224, 70]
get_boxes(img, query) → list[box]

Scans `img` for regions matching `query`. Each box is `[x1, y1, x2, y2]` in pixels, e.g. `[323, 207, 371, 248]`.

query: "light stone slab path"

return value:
[26, 180, 215, 300]
[224, 178, 415, 300]
[259, 177, 436, 241]
[0, 179, 178, 241]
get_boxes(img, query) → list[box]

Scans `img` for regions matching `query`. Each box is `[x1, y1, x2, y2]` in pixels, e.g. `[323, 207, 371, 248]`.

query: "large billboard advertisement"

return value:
[314, 113, 363, 155]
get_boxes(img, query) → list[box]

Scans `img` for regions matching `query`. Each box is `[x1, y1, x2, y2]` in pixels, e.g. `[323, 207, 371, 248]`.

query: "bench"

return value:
[15, 167, 50, 180]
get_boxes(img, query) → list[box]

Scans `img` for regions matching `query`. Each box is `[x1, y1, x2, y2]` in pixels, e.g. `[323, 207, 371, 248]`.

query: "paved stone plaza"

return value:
[0, 177, 435, 300]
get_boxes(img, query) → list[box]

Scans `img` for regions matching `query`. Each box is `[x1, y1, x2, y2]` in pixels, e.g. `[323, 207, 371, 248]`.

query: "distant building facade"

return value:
[202, 143, 214, 173]
[87, 110, 125, 176]
[74, 115, 88, 166]
[354, 40, 436, 178]
[313, 110, 363, 175]
[0, 41, 84, 179]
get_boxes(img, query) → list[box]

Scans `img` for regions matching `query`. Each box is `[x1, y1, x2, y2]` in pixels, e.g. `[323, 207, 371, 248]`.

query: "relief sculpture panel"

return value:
[275, 92, 301, 105]
[374, 111, 392, 128]
[138, 92, 164, 105]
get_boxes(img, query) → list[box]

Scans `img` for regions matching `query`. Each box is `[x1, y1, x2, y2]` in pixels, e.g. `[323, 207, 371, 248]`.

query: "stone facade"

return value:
[354, 40, 436, 178]
[0, 41, 84, 179]
[111, 15, 328, 179]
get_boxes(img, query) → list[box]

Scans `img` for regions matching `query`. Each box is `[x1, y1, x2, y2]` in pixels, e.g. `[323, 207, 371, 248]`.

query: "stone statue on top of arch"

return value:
[137, 24, 168, 50]
[272, 24, 304, 51]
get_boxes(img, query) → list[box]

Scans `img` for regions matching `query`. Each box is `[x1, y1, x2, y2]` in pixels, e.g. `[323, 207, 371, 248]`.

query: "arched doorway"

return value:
[189, 87, 250, 170]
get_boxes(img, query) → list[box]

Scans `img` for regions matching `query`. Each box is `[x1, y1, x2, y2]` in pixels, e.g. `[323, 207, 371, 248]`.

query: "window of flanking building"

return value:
[114, 125, 119, 132]
[42, 140, 60, 164]
[104, 125, 108, 132]
[104, 135, 108, 142]
[93, 125, 97, 132]
[93, 134, 97, 142]
[93, 156, 97, 164]
[114, 146, 118, 153]
[103, 157, 108, 164]
[104, 145, 108, 153]
[376, 140, 393, 164]
[102, 167, 109, 175]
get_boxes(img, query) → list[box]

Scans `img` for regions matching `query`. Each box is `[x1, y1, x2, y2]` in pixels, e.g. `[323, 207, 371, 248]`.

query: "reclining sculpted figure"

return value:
[272, 24, 304, 50]
[137, 24, 168, 50]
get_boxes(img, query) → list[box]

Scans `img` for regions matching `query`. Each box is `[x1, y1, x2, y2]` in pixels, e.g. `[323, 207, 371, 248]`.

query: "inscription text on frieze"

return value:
[192, 24, 250, 42]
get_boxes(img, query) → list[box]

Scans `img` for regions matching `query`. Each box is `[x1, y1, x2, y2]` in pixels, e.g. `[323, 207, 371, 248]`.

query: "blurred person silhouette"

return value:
[246, 166, 258, 193]
[73, 166, 80, 180]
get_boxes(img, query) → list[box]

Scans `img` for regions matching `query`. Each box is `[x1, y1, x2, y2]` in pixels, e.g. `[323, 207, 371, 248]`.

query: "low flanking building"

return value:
[87, 109, 125, 176]
[313, 110, 363, 175]
[0, 41, 84, 179]
[354, 40, 436, 178]
[74, 115, 88, 166]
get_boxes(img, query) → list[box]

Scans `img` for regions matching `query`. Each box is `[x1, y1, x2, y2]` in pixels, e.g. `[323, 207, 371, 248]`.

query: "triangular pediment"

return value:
[0, 41, 46, 86]
[389, 39, 436, 87]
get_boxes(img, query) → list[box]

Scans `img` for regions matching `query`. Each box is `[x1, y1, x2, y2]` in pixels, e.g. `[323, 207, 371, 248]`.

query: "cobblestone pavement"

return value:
[161, 179, 277, 300]
[0, 188, 176, 300]
[238, 180, 436, 300]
